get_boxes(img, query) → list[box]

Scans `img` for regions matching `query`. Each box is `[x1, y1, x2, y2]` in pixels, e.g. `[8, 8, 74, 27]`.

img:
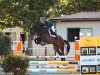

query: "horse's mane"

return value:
[32, 21, 49, 35]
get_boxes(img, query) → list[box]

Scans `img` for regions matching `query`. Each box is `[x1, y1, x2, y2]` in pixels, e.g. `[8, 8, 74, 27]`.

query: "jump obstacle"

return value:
[27, 55, 79, 74]
[27, 41, 80, 74]
[28, 61, 79, 73]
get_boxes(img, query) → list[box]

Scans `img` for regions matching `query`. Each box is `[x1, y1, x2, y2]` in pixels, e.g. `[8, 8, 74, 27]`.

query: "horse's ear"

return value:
[30, 25, 33, 28]
[30, 25, 34, 29]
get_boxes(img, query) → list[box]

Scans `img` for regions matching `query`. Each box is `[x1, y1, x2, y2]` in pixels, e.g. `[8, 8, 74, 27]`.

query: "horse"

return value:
[29, 21, 70, 55]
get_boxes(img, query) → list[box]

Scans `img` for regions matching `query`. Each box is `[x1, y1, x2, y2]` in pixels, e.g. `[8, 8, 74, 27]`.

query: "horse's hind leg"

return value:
[59, 43, 64, 55]
[59, 48, 64, 55]
[53, 45, 63, 55]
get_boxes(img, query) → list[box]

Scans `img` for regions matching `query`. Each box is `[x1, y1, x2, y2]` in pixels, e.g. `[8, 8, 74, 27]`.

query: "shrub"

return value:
[0, 32, 12, 56]
[1, 54, 29, 75]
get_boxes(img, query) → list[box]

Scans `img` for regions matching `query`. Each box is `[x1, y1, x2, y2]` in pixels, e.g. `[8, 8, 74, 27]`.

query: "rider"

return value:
[39, 17, 58, 38]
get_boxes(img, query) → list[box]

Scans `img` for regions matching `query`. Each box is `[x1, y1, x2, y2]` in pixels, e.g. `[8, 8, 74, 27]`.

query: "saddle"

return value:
[49, 29, 58, 39]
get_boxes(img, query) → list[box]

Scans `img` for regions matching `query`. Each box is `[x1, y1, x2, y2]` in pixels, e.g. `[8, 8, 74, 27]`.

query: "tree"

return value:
[0, 0, 60, 31]
[60, 0, 100, 15]
[0, 0, 30, 31]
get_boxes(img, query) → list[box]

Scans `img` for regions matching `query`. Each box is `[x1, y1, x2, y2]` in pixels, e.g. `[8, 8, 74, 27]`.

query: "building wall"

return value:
[2, 27, 23, 41]
[55, 21, 100, 55]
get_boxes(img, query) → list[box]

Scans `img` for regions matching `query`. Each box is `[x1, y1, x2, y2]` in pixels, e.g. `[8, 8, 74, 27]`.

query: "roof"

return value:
[51, 12, 100, 22]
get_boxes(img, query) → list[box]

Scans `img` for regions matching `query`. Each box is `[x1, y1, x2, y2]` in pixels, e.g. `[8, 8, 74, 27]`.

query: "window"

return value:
[20, 33, 26, 44]
[67, 28, 93, 42]
[67, 28, 80, 42]
[80, 28, 93, 36]
[5, 32, 16, 41]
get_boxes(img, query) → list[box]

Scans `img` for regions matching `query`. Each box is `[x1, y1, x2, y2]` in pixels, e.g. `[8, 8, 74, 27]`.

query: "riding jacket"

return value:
[45, 20, 53, 29]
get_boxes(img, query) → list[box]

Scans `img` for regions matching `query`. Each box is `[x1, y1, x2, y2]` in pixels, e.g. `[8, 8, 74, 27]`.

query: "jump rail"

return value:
[27, 68, 79, 73]
[29, 61, 79, 65]
[28, 56, 74, 58]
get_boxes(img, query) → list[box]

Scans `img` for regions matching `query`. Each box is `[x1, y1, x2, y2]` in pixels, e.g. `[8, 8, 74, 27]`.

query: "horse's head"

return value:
[29, 21, 49, 40]
[29, 21, 42, 40]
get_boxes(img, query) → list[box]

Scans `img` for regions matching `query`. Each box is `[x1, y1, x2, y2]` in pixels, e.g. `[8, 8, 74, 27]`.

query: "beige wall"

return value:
[2, 27, 23, 41]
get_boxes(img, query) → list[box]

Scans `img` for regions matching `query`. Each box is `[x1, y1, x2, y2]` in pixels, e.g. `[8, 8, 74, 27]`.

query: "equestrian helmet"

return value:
[40, 17, 45, 23]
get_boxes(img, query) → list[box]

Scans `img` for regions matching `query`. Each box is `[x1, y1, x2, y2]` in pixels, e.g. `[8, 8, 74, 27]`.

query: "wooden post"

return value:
[45, 47, 47, 61]
[27, 34, 33, 56]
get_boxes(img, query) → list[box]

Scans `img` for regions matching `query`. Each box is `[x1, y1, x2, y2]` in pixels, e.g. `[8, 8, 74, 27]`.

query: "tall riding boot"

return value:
[53, 32, 58, 39]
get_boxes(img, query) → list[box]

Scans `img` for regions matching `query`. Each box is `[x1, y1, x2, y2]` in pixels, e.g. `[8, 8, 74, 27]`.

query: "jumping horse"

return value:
[29, 21, 70, 55]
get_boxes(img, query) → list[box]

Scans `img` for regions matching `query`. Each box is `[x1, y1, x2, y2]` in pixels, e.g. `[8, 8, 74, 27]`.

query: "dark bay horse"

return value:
[30, 21, 70, 55]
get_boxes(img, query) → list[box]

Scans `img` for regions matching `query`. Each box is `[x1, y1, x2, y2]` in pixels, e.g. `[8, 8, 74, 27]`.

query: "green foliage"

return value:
[29, 0, 59, 10]
[0, 0, 59, 31]
[62, 0, 100, 15]
[0, 32, 12, 56]
[48, 0, 100, 16]
[1, 54, 29, 75]
[0, 0, 31, 30]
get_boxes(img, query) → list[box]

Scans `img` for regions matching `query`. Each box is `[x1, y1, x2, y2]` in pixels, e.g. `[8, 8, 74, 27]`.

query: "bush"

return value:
[0, 32, 12, 56]
[1, 54, 29, 75]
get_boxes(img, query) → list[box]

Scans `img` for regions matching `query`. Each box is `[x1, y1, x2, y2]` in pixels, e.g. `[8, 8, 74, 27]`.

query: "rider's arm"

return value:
[45, 20, 53, 29]
[48, 20, 53, 27]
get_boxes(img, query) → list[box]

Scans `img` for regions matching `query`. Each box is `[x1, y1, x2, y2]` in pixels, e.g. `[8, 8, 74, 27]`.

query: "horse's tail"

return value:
[64, 40, 70, 55]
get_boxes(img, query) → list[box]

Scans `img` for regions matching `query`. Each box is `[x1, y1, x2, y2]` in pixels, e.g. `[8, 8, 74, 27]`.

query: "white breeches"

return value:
[51, 25, 56, 32]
